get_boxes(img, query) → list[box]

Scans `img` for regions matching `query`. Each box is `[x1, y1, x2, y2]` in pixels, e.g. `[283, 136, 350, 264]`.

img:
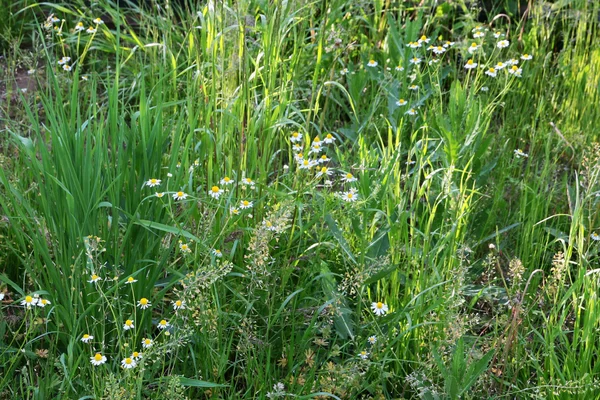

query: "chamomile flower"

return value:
[263, 220, 277, 231]
[368, 335, 377, 345]
[393, 98, 406, 107]
[417, 35, 430, 44]
[121, 357, 136, 369]
[142, 338, 154, 349]
[367, 59, 378, 67]
[81, 334, 94, 343]
[179, 242, 192, 253]
[409, 57, 421, 65]
[132, 351, 143, 360]
[407, 41, 420, 49]
[88, 274, 102, 283]
[240, 200, 253, 209]
[318, 154, 330, 164]
[467, 42, 480, 54]
[359, 350, 369, 360]
[473, 31, 485, 38]
[157, 319, 170, 330]
[521, 53, 533, 60]
[514, 149, 528, 158]
[212, 249, 223, 258]
[290, 131, 303, 143]
[340, 68, 349, 75]
[591, 232, 600, 241]
[341, 173, 357, 183]
[443, 40, 455, 48]
[406, 108, 418, 116]
[125, 276, 137, 284]
[123, 319, 135, 330]
[145, 178, 161, 187]
[167, 172, 173, 178]
[432, 46, 446, 55]
[93, 17, 104, 25]
[409, 84, 419, 91]
[506, 58, 519, 66]
[155, 192, 165, 198]
[472, 25, 483, 32]
[309, 144, 323, 154]
[172, 191, 187, 201]
[485, 67, 497, 77]
[241, 177, 256, 188]
[173, 300, 186, 311]
[299, 159, 315, 170]
[371, 301, 389, 316]
[90, 353, 107, 366]
[37, 298, 51, 308]
[495, 61, 506, 70]
[340, 191, 358, 202]
[58, 56, 71, 65]
[21, 295, 38, 309]
[316, 166, 332, 178]
[86, 26, 96, 34]
[493, 31, 504, 38]
[464, 59, 477, 69]
[208, 186, 224, 199]
[497, 40, 510, 48]
[75, 22, 84, 32]
[137, 298, 151, 309]
[323, 133, 336, 144]
[230, 207, 240, 215]
[63, 65, 72, 72]
[508, 65, 522, 77]
[395, 65, 405, 72]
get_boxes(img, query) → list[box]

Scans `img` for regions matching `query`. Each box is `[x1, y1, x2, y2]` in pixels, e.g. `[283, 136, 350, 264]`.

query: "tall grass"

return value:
[0, 0, 599, 398]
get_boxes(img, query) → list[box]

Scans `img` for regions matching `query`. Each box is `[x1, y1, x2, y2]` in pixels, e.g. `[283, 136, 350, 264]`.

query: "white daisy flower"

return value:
[521, 53, 533, 60]
[371, 301, 388, 316]
[121, 357, 137, 369]
[409, 84, 419, 91]
[323, 133, 336, 144]
[514, 149, 529, 158]
[396, 99, 407, 106]
[591, 232, 600, 241]
[367, 59, 378, 67]
[473, 31, 485, 38]
[131, 351, 143, 361]
[409, 57, 421, 65]
[93, 17, 104, 25]
[74, 22, 85, 32]
[157, 319, 170, 330]
[123, 319, 134, 330]
[485, 68, 497, 77]
[37, 298, 51, 308]
[464, 59, 477, 69]
[467, 43, 480, 54]
[340, 191, 358, 202]
[395, 65, 404, 72]
[173, 300, 186, 311]
[179, 242, 192, 253]
[212, 249, 223, 258]
[209, 186, 224, 199]
[57, 56, 71, 65]
[90, 353, 107, 366]
[230, 207, 240, 215]
[86, 27, 96, 34]
[142, 338, 154, 349]
[497, 40, 509, 48]
[508, 65, 522, 77]
[406, 108, 418, 116]
[341, 173, 357, 183]
[318, 155, 330, 164]
[368, 335, 377, 345]
[88, 274, 102, 283]
[21, 295, 38, 309]
[173, 191, 187, 201]
[137, 298, 151, 310]
[417, 35, 430, 44]
[290, 132, 303, 143]
[145, 178, 161, 187]
[81, 334, 94, 343]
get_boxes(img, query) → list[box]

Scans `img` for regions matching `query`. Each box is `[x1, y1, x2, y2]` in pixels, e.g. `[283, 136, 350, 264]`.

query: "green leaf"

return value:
[177, 377, 228, 388]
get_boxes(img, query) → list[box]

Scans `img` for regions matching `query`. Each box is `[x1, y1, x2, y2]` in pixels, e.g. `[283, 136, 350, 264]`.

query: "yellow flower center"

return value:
[223, 177, 230, 182]
[265, 221, 272, 227]
[321, 167, 327, 173]
[242, 201, 249, 206]
[346, 173, 353, 179]
[303, 160, 309, 166]
[25, 296, 33, 303]
[369, 59, 375, 64]
[94, 353, 103, 361]
[512, 66, 518, 71]
[471, 43, 477, 47]
[176, 191, 184, 197]
[127, 277, 134, 282]
[159, 320, 167, 326]
[420, 35, 426, 40]
[175, 301, 182, 307]
[467, 60, 473, 65]
[125, 358, 132, 364]
[91, 275, 99, 280]
[83, 334, 90, 339]
[126, 320, 133, 325]
[139, 298, 148, 305]
[151, 179, 157, 184]
[132, 352, 139, 358]
[489, 68, 495, 73]
[326, 134, 333, 139]
[211, 186, 220, 193]
[292, 132, 298, 137]
[376, 302, 383, 309]
[347, 193, 354, 199]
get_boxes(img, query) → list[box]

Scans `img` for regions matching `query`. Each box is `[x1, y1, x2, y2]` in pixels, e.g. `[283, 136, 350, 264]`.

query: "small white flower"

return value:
[409, 57, 421, 65]
[514, 149, 529, 158]
[167, 172, 173, 178]
[27, 69, 36, 75]
[591, 232, 600, 241]
[521, 53, 533, 60]
[88, 274, 102, 283]
[408, 84, 419, 91]
[173, 191, 187, 201]
[395, 65, 404, 72]
[81, 334, 94, 343]
[493, 31, 504, 39]
[137, 298, 151, 309]
[123, 319, 135, 330]
[230, 207, 240, 215]
[145, 178, 161, 187]
[57, 57, 71, 65]
[121, 357, 137, 369]
[63, 65, 72, 72]
[21, 295, 38, 309]
[263, 220, 277, 231]
[75, 22, 85, 32]
[497, 40, 510, 49]
[367, 59, 378, 67]
[464, 59, 477, 69]
[432, 46, 446, 55]
[371, 301, 389, 316]
[212, 249, 223, 258]
[485, 68, 497, 77]
[340, 191, 358, 202]
[341, 173, 357, 183]
[323, 133, 336, 144]
[290, 131, 303, 143]
[480, 86, 489, 92]
[467, 43, 480, 54]
[142, 338, 154, 349]
[220, 176, 235, 185]
[368, 335, 377, 345]
[90, 353, 107, 366]
[473, 31, 485, 38]
[86, 27, 96, 34]
[318, 154, 330, 164]
[396, 99, 407, 106]
[405, 108, 418, 116]
[508, 65, 522, 77]
[93, 17, 104, 25]
[155, 192, 165, 198]
[359, 350, 369, 360]
[172, 300, 186, 310]
[417, 35, 430, 44]
[209, 186, 224, 199]
[37, 298, 51, 308]
[179, 242, 192, 253]
[157, 319, 170, 330]
[131, 351, 143, 361]
[240, 200, 253, 209]
[340, 68, 349, 75]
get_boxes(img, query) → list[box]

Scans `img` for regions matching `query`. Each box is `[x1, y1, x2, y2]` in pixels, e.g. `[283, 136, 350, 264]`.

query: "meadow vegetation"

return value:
[0, 0, 599, 398]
